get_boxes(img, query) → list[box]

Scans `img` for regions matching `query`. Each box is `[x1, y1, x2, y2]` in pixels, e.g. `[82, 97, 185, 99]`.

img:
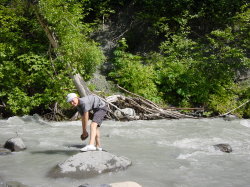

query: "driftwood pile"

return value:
[43, 84, 197, 121]
[98, 85, 196, 121]
[104, 95, 195, 120]
[42, 81, 248, 121]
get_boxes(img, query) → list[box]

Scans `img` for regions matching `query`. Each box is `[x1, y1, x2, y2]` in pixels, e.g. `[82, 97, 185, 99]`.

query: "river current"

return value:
[0, 115, 250, 187]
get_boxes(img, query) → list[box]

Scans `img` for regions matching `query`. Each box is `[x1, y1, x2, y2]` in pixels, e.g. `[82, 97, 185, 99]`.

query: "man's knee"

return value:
[90, 122, 98, 128]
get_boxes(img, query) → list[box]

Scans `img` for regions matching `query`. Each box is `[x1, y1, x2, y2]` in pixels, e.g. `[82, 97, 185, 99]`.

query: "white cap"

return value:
[66, 93, 77, 102]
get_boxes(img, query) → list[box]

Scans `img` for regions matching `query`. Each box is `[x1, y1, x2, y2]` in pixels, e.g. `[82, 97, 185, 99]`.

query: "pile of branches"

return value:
[100, 86, 197, 121]
[43, 85, 199, 121]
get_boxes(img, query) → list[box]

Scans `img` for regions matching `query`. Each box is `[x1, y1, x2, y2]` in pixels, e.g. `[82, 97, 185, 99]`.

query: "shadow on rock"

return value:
[31, 150, 79, 156]
[64, 143, 86, 149]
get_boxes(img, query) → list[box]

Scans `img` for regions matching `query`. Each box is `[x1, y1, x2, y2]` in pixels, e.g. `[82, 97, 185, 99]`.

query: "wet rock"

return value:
[110, 181, 142, 187]
[223, 114, 239, 121]
[213, 144, 233, 153]
[114, 108, 137, 119]
[49, 151, 132, 179]
[78, 182, 142, 187]
[79, 184, 111, 187]
[4, 137, 26, 152]
[0, 148, 12, 155]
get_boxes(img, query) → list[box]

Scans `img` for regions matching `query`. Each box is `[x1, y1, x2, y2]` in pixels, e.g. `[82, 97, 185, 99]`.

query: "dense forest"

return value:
[0, 0, 249, 119]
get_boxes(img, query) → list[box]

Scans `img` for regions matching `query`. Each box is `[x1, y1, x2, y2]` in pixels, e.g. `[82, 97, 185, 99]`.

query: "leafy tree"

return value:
[109, 4, 250, 116]
[38, 0, 105, 79]
[109, 38, 160, 101]
[0, 0, 105, 117]
[155, 5, 249, 113]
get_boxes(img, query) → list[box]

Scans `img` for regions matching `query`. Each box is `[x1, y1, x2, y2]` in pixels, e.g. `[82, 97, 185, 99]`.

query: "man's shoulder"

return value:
[78, 95, 95, 104]
[81, 95, 96, 100]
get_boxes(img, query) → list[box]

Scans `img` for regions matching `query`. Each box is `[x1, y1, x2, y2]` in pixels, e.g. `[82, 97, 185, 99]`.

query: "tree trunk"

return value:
[33, 7, 58, 49]
[71, 73, 91, 97]
[34, 5, 90, 97]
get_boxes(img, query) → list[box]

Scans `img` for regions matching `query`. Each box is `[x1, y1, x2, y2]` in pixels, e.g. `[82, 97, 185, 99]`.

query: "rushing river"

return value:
[0, 115, 250, 187]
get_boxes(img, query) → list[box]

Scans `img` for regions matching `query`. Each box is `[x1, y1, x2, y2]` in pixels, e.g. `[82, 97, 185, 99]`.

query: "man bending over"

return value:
[66, 93, 108, 152]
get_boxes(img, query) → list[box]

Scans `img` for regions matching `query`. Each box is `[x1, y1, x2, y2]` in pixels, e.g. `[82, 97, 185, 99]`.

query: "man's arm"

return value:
[82, 111, 89, 136]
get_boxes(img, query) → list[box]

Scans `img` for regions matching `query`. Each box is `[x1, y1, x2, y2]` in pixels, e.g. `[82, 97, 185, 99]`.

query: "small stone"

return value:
[223, 114, 238, 121]
[213, 144, 233, 153]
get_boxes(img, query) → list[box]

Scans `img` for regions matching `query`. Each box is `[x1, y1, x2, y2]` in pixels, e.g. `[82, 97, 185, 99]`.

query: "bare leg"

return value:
[95, 127, 101, 148]
[89, 122, 98, 145]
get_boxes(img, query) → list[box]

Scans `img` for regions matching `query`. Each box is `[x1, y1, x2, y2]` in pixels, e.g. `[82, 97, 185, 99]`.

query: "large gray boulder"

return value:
[4, 137, 26, 152]
[49, 151, 132, 179]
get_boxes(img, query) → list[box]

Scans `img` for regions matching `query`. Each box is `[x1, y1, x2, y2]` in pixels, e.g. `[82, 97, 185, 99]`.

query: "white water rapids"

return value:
[0, 115, 250, 187]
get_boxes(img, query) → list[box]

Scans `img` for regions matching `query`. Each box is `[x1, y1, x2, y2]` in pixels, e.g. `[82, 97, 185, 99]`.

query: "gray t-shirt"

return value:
[76, 95, 106, 115]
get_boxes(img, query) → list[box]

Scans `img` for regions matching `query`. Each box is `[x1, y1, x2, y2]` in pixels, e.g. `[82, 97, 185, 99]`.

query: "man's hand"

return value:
[80, 131, 89, 141]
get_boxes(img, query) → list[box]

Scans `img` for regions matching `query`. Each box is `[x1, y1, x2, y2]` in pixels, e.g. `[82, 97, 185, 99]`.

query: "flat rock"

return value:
[49, 151, 132, 179]
[110, 181, 142, 187]
[4, 137, 26, 152]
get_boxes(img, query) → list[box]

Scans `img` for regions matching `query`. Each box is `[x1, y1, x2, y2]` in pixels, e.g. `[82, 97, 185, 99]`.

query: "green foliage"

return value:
[39, 0, 105, 79]
[0, 0, 104, 116]
[109, 38, 160, 101]
[0, 0, 250, 118]
[0, 52, 71, 115]
[0, 1, 54, 115]
[109, 5, 250, 116]
[7, 88, 41, 115]
[156, 5, 249, 114]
